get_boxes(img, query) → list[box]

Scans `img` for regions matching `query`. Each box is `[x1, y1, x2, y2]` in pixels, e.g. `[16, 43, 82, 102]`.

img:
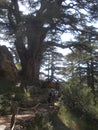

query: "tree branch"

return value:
[43, 41, 93, 53]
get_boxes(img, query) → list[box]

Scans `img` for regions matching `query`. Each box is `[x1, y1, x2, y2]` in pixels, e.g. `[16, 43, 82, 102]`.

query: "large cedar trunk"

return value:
[7, 0, 47, 84]
[18, 56, 41, 87]
[26, 58, 40, 81]
[15, 35, 41, 83]
[18, 48, 42, 83]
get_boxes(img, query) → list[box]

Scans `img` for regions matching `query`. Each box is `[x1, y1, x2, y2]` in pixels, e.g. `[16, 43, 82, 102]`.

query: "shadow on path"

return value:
[52, 114, 72, 130]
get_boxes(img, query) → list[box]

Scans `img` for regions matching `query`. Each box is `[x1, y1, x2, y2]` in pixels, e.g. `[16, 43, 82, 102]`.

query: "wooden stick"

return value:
[10, 101, 19, 130]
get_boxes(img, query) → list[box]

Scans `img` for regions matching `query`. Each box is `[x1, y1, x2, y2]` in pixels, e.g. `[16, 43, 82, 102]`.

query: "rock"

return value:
[0, 125, 6, 130]
[0, 45, 18, 81]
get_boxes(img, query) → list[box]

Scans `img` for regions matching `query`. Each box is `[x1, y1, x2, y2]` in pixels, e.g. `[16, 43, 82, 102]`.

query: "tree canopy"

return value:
[0, 0, 98, 83]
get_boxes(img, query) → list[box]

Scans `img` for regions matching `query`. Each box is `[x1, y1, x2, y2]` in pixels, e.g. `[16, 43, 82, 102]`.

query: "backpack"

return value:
[55, 90, 59, 97]
[49, 89, 55, 97]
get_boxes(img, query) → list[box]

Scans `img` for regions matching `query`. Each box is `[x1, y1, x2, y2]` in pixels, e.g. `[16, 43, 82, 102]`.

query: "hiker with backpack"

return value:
[48, 88, 55, 106]
[47, 80, 61, 107]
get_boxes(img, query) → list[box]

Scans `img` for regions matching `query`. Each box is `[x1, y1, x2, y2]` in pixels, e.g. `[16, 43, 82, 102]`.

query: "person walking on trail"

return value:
[48, 88, 55, 106]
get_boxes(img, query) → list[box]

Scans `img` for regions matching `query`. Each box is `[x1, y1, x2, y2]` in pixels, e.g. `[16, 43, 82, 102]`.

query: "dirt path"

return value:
[0, 111, 36, 129]
[0, 105, 49, 130]
[0, 115, 11, 129]
[0, 102, 60, 130]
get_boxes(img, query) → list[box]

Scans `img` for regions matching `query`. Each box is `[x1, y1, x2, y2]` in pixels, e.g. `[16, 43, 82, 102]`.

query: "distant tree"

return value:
[41, 46, 57, 81]
[0, 0, 98, 84]
[65, 30, 98, 96]
[41, 46, 64, 81]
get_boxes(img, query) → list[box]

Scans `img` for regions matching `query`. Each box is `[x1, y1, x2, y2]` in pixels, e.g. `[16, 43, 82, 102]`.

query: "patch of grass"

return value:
[58, 103, 98, 130]
[58, 104, 79, 130]
[26, 115, 53, 130]
[50, 112, 71, 130]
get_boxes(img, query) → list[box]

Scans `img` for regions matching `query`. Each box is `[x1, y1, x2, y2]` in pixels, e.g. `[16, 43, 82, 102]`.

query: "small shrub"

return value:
[62, 78, 98, 120]
[26, 116, 53, 130]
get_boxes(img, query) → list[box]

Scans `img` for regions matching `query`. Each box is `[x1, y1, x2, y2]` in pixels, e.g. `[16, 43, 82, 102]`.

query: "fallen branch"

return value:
[10, 101, 19, 130]
[19, 103, 41, 111]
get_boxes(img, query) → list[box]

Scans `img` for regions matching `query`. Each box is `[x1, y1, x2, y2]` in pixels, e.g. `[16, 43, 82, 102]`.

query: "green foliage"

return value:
[0, 78, 15, 94]
[58, 103, 98, 130]
[15, 63, 22, 70]
[0, 95, 11, 115]
[26, 116, 53, 130]
[0, 78, 31, 115]
[58, 103, 79, 130]
[62, 77, 98, 120]
[0, 78, 16, 115]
